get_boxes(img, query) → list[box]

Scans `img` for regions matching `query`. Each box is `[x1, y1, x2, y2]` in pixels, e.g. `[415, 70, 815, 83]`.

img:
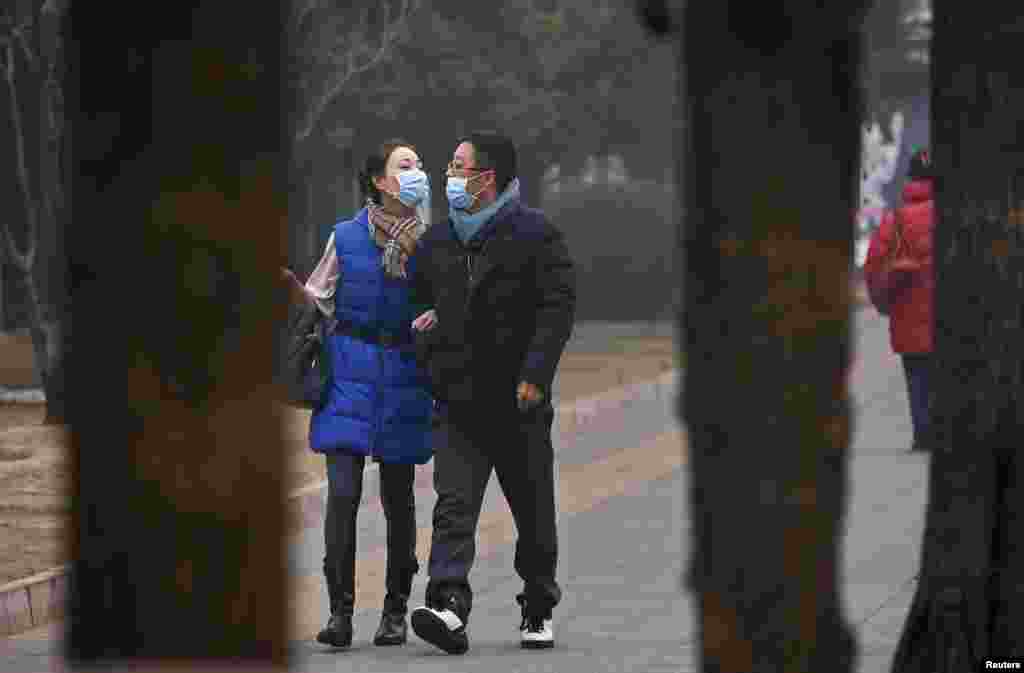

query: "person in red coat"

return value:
[863, 148, 935, 451]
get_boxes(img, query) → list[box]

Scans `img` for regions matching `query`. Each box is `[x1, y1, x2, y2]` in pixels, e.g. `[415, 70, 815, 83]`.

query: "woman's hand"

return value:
[411, 309, 438, 332]
[281, 267, 311, 306]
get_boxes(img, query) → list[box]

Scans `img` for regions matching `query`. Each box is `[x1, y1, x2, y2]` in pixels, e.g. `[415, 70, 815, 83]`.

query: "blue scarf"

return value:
[450, 178, 521, 244]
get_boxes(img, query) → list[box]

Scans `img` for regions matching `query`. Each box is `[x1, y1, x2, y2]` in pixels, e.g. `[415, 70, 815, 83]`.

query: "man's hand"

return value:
[517, 381, 544, 411]
[412, 309, 438, 332]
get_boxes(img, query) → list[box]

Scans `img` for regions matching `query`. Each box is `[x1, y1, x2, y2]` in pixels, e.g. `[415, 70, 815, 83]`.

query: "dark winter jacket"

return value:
[409, 198, 576, 412]
[309, 209, 433, 464]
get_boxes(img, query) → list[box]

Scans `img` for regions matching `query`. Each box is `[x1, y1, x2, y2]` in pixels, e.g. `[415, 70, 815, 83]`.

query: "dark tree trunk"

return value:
[65, 2, 288, 664]
[890, 5, 1024, 669]
[645, 2, 869, 670]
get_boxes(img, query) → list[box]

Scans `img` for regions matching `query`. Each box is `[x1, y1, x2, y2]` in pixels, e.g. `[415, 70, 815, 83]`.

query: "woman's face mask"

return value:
[388, 168, 430, 207]
[378, 147, 428, 207]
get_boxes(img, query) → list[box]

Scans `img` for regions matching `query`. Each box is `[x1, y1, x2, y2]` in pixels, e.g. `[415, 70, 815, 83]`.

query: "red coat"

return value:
[863, 179, 934, 354]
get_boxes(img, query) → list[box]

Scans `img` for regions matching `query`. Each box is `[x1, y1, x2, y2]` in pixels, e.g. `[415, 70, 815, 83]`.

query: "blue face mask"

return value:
[445, 172, 490, 211]
[445, 177, 473, 210]
[390, 169, 429, 207]
[450, 177, 521, 244]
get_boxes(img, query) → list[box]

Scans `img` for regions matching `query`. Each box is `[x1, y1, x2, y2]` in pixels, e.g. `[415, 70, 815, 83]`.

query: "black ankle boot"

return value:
[317, 613, 353, 648]
[317, 591, 354, 648]
[373, 593, 409, 646]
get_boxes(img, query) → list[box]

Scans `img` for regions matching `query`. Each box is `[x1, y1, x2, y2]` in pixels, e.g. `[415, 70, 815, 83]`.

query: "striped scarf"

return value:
[366, 202, 427, 279]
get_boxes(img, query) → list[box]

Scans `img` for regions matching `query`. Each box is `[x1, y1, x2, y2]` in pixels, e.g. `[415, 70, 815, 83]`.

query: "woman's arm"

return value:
[863, 211, 894, 297]
[281, 267, 313, 307]
[304, 232, 339, 318]
[407, 241, 437, 331]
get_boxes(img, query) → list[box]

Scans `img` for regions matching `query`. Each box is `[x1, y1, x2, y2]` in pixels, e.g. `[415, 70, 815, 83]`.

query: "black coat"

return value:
[410, 199, 576, 410]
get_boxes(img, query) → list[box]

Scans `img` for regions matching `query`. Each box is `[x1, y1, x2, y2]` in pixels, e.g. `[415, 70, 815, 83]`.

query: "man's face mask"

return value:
[445, 168, 493, 211]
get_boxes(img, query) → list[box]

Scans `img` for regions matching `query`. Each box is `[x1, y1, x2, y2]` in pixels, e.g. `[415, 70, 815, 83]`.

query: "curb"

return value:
[0, 387, 46, 405]
[1, 366, 683, 638]
[0, 565, 69, 638]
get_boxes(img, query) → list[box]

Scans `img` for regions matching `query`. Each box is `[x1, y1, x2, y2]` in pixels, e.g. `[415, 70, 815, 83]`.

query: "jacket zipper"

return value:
[464, 238, 491, 312]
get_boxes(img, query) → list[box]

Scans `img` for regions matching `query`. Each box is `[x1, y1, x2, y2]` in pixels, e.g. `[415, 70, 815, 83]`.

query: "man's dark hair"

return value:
[460, 131, 517, 193]
[358, 138, 417, 205]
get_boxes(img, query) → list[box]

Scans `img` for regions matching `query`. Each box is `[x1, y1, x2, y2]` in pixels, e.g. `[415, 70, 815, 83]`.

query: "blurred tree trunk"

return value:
[643, 1, 868, 670]
[890, 4, 1024, 669]
[64, 1, 288, 664]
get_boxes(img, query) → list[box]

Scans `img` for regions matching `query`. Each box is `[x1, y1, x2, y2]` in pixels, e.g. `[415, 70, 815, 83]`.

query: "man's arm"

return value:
[520, 219, 576, 396]
[407, 239, 436, 318]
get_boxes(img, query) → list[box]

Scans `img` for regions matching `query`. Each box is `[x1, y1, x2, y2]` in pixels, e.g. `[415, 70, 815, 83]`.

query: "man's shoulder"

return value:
[506, 203, 558, 240]
[420, 219, 454, 247]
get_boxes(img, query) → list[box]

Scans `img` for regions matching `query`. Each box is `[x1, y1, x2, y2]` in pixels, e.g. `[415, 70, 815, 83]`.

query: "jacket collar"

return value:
[447, 198, 522, 250]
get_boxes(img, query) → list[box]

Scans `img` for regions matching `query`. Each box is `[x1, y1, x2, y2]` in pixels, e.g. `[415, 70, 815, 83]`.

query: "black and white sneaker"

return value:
[520, 613, 554, 649]
[411, 595, 469, 655]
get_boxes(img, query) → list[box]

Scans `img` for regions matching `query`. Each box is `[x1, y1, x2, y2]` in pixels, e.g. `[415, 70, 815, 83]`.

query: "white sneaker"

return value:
[520, 614, 554, 649]
[411, 595, 469, 655]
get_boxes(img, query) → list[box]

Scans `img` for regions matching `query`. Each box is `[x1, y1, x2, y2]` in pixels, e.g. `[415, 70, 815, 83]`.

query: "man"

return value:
[407, 132, 576, 654]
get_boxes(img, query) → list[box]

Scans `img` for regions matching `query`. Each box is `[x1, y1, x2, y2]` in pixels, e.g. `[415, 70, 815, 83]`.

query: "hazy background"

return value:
[0, 0, 930, 387]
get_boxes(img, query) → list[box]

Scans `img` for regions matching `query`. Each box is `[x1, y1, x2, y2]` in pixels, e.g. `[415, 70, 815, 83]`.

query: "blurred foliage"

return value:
[544, 180, 678, 320]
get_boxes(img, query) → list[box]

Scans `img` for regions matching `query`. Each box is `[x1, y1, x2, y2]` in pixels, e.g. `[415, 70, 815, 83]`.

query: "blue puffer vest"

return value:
[309, 209, 433, 464]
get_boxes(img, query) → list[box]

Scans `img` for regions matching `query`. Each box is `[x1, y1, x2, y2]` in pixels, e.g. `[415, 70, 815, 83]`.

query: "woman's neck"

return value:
[379, 194, 416, 218]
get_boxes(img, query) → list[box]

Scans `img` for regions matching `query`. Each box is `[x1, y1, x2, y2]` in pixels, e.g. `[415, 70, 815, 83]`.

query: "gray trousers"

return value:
[425, 403, 561, 618]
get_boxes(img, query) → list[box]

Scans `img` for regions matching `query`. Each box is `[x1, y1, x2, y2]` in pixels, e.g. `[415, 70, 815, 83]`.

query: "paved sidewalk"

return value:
[2, 309, 929, 673]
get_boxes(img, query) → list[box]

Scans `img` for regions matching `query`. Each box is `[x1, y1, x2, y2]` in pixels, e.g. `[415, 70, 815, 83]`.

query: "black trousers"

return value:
[323, 453, 419, 616]
[425, 402, 561, 618]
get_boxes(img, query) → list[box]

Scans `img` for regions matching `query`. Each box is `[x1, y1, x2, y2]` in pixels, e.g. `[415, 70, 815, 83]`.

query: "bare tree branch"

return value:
[293, 0, 419, 142]
[291, 0, 325, 35]
[12, 22, 36, 68]
[2, 41, 39, 273]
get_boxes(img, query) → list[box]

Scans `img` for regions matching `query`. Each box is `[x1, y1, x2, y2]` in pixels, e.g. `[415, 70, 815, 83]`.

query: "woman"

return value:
[282, 139, 438, 648]
[864, 147, 935, 452]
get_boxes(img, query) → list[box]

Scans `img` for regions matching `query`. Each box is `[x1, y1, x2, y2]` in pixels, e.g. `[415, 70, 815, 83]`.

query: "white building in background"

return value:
[903, 0, 932, 65]
[606, 155, 627, 184]
[857, 111, 904, 267]
[546, 154, 629, 198]
[543, 164, 561, 195]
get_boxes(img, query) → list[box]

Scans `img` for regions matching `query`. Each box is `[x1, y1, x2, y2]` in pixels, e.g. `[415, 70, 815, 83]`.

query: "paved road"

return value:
[2, 309, 928, 673]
